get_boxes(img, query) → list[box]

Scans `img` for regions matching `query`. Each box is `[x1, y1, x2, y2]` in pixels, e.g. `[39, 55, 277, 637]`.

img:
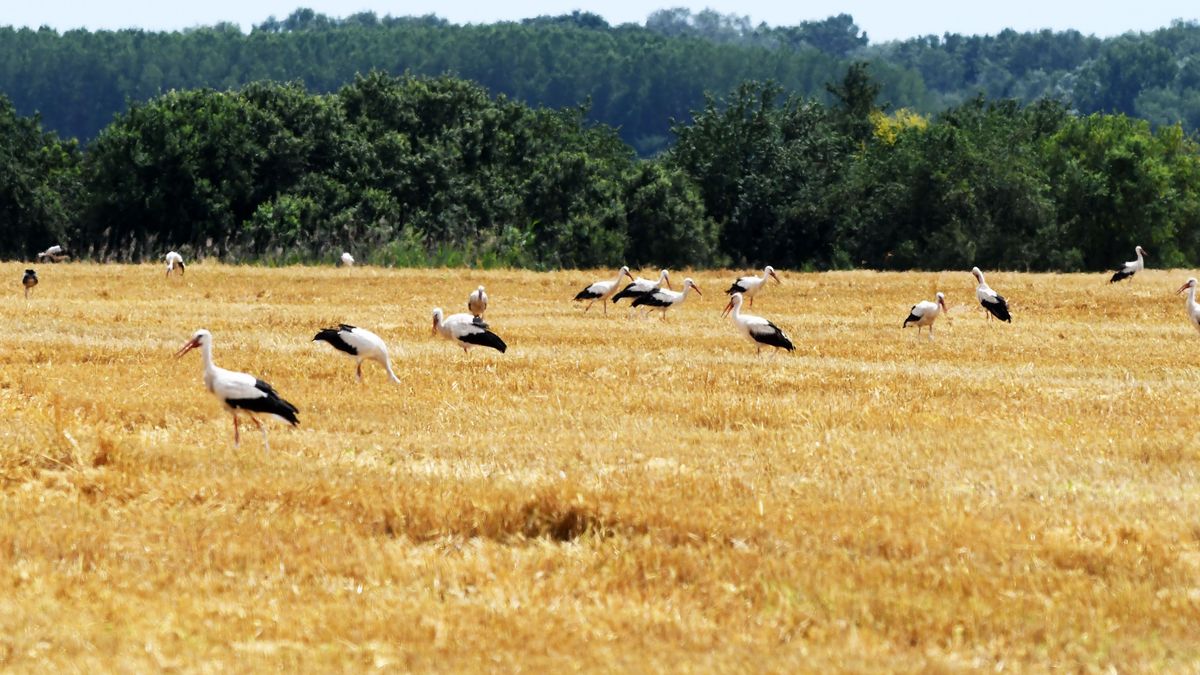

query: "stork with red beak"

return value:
[722, 292, 794, 354]
[313, 324, 401, 384]
[1110, 246, 1147, 283]
[175, 329, 299, 449]
[1177, 278, 1200, 334]
[631, 277, 702, 320]
[724, 265, 781, 307]
[903, 292, 946, 338]
[164, 251, 185, 277]
[971, 267, 1011, 323]
[573, 266, 635, 314]
[432, 308, 507, 354]
[611, 269, 672, 305]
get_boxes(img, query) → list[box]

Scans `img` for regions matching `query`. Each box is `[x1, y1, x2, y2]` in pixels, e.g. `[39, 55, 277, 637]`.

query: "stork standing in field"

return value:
[164, 251, 185, 277]
[722, 292, 794, 354]
[631, 277, 702, 320]
[432, 308, 507, 354]
[573, 266, 634, 314]
[903, 292, 946, 339]
[341, 252, 355, 267]
[468, 285, 488, 318]
[22, 269, 37, 299]
[313, 324, 401, 384]
[37, 245, 68, 263]
[971, 267, 1011, 323]
[611, 269, 672, 305]
[1110, 245, 1147, 283]
[175, 329, 299, 449]
[1177, 278, 1200, 334]
[724, 265, 781, 308]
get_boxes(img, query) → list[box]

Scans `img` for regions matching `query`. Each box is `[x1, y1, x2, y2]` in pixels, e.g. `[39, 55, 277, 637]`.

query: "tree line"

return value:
[4, 9, 1200, 156]
[3, 67, 1199, 271]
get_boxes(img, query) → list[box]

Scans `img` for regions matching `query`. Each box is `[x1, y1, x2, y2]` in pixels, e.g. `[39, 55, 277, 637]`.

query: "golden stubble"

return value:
[1, 262, 1199, 671]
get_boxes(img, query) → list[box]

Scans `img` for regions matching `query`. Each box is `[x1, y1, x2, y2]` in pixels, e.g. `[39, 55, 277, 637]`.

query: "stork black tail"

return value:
[461, 330, 508, 353]
[313, 326, 359, 355]
[1110, 269, 1133, 283]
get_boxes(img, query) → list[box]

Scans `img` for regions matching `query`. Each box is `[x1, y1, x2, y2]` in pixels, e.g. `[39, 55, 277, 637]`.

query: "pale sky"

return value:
[3, 1, 1197, 43]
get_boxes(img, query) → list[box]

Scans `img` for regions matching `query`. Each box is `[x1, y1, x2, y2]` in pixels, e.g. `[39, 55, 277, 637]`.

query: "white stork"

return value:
[313, 324, 401, 384]
[631, 277, 702, 320]
[164, 251, 185, 277]
[341, 252, 355, 267]
[724, 265, 781, 307]
[903, 292, 946, 338]
[611, 269, 672, 304]
[1110, 246, 1147, 283]
[174, 329, 299, 449]
[573, 266, 634, 314]
[469, 285, 488, 318]
[37, 245, 68, 263]
[722, 292, 795, 354]
[1177, 278, 1200, 334]
[22, 269, 38, 299]
[971, 267, 1011, 323]
[432, 309, 507, 354]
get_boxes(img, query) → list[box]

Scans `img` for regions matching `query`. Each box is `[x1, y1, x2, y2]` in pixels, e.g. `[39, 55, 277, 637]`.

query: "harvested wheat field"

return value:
[2, 262, 1200, 671]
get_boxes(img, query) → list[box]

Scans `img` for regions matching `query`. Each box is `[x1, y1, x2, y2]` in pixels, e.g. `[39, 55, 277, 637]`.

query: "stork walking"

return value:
[432, 309, 507, 354]
[724, 265, 781, 307]
[174, 329, 299, 449]
[1177, 278, 1200, 334]
[1110, 246, 1147, 283]
[573, 266, 634, 314]
[164, 251, 185, 277]
[631, 277, 702, 320]
[611, 269, 672, 304]
[340, 252, 355, 267]
[313, 324, 401, 384]
[971, 267, 1011, 323]
[722, 292, 794, 354]
[468, 285, 488, 318]
[22, 269, 37, 299]
[37, 245, 68, 263]
[903, 292, 946, 338]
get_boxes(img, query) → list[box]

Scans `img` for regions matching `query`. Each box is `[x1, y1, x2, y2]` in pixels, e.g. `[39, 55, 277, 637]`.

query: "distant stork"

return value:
[1110, 246, 1147, 283]
[971, 267, 1011, 322]
[611, 269, 672, 305]
[468, 285, 488, 318]
[903, 292, 946, 338]
[165, 251, 185, 277]
[722, 292, 794, 354]
[22, 269, 37, 299]
[341, 252, 355, 267]
[37, 245, 68, 263]
[432, 309, 507, 354]
[313, 324, 401, 384]
[1177, 278, 1200, 334]
[175, 329, 299, 449]
[724, 265, 781, 307]
[631, 277, 702, 320]
[573, 266, 634, 314]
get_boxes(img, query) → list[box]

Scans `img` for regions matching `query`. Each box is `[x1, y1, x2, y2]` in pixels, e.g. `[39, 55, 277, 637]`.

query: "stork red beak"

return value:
[1177, 282, 1193, 295]
[771, 271, 781, 284]
[693, 284, 703, 296]
[722, 300, 734, 317]
[431, 318, 439, 336]
[174, 338, 200, 359]
[665, 278, 674, 291]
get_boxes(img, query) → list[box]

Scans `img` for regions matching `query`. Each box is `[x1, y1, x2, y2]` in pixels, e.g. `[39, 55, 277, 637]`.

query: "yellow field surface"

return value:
[2, 262, 1200, 671]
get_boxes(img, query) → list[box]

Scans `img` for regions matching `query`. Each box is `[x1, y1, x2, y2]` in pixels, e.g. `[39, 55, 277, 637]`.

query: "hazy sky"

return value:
[4, 1, 1197, 43]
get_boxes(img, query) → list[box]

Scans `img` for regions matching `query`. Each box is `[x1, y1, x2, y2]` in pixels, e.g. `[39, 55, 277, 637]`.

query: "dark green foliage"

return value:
[0, 96, 81, 259]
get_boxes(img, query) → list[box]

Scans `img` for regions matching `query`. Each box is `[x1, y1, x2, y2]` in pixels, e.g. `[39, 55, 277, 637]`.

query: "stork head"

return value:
[683, 278, 702, 296]
[659, 269, 673, 290]
[936, 292, 946, 312]
[175, 329, 211, 359]
[619, 265, 633, 280]
[1136, 245, 1147, 258]
[476, 284, 486, 294]
[970, 267, 984, 283]
[765, 265, 781, 284]
[722, 292, 744, 318]
[1176, 278, 1197, 295]
[431, 308, 443, 335]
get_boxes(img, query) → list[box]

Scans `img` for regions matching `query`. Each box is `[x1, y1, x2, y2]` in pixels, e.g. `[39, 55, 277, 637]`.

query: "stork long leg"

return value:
[232, 412, 241, 448]
[248, 414, 269, 451]
[584, 300, 592, 313]
[356, 361, 364, 382]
